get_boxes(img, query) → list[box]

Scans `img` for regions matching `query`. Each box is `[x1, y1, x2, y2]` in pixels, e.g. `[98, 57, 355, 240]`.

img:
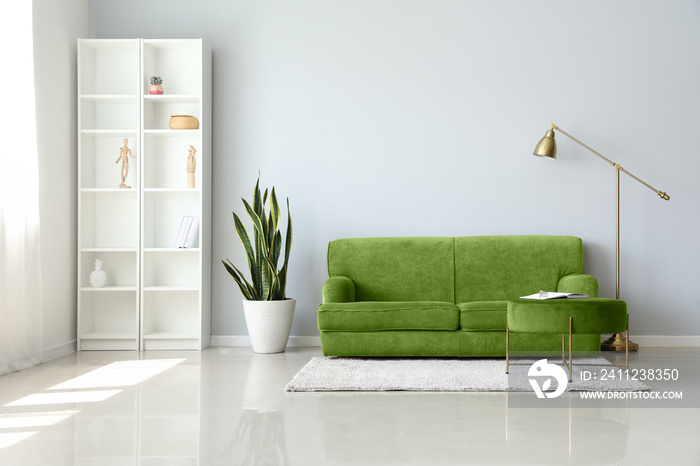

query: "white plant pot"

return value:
[242, 298, 296, 354]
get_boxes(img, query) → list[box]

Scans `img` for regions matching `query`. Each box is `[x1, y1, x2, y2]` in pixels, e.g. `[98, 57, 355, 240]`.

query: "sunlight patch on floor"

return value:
[0, 410, 79, 428]
[49, 359, 186, 390]
[0, 432, 37, 449]
[4, 390, 121, 407]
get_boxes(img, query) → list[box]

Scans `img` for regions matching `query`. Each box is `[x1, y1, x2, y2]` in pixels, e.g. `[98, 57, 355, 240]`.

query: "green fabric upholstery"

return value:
[326, 237, 455, 302]
[320, 331, 461, 357]
[507, 298, 627, 334]
[557, 273, 599, 297]
[318, 235, 615, 357]
[458, 301, 508, 331]
[318, 301, 459, 331]
[454, 236, 584, 302]
[319, 330, 602, 357]
[322, 276, 356, 303]
[458, 331, 601, 357]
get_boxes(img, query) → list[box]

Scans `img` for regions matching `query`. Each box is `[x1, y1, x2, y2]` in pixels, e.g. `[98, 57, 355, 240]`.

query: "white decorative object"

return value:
[242, 299, 296, 354]
[89, 259, 107, 288]
[186, 145, 196, 188]
[116, 138, 136, 188]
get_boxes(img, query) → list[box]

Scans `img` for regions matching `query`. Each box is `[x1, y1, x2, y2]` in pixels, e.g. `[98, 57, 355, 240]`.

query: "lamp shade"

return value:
[533, 129, 557, 159]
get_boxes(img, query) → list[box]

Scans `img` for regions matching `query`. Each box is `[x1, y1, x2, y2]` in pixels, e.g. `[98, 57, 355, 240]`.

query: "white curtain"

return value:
[0, 1, 43, 376]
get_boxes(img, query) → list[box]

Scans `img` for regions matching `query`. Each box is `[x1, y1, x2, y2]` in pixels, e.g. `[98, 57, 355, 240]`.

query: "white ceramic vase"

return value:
[90, 259, 107, 288]
[242, 298, 296, 354]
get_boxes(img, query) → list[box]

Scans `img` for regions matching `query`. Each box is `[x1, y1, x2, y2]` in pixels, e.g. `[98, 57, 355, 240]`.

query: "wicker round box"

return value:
[169, 115, 199, 130]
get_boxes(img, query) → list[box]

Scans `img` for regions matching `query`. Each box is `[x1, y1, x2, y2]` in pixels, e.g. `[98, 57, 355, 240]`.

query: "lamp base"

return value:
[601, 333, 638, 352]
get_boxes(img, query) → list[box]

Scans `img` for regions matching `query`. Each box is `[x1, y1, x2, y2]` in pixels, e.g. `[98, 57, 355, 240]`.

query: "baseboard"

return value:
[626, 335, 700, 348]
[0, 340, 77, 377]
[210, 335, 321, 347]
[42, 339, 77, 363]
[211, 335, 699, 348]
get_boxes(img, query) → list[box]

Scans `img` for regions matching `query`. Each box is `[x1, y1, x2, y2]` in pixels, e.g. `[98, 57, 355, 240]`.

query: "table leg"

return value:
[562, 334, 565, 366]
[506, 315, 510, 374]
[626, 314, 629, 369]
[568, 316, 573, 383]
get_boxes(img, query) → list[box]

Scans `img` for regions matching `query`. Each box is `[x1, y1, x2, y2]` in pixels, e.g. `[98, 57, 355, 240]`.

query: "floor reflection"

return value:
[228, 353, 292, 465]
[306, 391, 629, 465]
[1, 348, 699, 465]
[0, 354, 200, 464]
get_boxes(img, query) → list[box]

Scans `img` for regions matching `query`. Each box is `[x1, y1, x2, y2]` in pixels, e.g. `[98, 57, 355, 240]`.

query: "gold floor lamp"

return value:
[533, 123, 670, 351]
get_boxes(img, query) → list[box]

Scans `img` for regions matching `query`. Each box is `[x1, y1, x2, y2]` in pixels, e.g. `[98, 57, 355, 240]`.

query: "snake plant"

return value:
[222, 175, 292, 301]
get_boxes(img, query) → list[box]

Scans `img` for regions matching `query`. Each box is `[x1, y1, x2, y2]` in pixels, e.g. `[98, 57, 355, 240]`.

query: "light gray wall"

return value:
[89, 0, 700, 338]
[34, 0, 89, 356]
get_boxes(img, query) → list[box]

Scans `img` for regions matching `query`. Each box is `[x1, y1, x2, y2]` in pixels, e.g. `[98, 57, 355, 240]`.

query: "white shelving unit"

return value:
[77, 38, 211, 351]
[78, 39, 140, 351]
[140, 39, 211, 350]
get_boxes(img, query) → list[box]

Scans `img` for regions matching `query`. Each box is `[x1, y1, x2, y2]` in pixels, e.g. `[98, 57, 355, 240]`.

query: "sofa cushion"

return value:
[326, 237, 455, 302]
[454, 236, 584, 302]
[318, 301, 459, 332]
[507, 298, 627, 334]
[458, 301, 508, 331]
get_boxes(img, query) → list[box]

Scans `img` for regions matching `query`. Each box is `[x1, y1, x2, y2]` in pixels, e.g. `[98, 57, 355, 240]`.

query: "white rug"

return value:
[285, 357, 650, 392]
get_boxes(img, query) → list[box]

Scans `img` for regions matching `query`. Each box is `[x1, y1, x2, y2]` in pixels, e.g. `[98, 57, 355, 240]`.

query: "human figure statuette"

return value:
[116, 138, 136, 188]
[187, 145, 197, 188]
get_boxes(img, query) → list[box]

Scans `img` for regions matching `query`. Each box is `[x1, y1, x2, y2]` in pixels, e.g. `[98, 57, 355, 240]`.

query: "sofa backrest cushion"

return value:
[454, 236, 584, 302]
[327, 237, 455, 302]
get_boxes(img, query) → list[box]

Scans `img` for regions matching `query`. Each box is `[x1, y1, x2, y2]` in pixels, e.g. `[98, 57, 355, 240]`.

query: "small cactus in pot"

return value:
[149, 76, 164, 95]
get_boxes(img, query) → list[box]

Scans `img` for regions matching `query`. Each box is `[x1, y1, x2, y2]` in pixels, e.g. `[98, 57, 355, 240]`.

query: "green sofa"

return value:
[317, 235, 604, 357]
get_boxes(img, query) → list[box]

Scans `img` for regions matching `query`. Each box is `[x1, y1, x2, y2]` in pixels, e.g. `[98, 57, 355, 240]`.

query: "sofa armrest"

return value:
[557, 274, 599, 298]
[322, 276, 356, 303]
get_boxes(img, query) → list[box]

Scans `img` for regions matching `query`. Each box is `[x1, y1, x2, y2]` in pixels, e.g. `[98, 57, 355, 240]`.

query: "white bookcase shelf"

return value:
[144, 101, 200, 130]
[144, 188, 201, 192]
[81, 95, 139, 103]
[80, 191, 139, 249]
[81, 247, 138, 252]
[78, 39, 140, 95]
[143, 286, 200, 291]
[80, 99, 139, 131]
[142, 39, 203, 95]
[80, 332, 138, 340]
[143, 191, 201, 249]
[81, 129, 138, 135]
[144, 94, 200, 103]
[78, 38, 211, 352]
[80, 286, 138, 292]
[143, 248, 200, 252]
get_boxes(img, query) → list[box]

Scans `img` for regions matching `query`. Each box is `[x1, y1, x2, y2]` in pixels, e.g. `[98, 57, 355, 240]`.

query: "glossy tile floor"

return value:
[1, 347, 699, 465]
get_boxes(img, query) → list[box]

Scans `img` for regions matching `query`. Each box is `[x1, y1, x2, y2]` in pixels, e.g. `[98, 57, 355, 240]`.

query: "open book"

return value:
[520, 291, 589, 300]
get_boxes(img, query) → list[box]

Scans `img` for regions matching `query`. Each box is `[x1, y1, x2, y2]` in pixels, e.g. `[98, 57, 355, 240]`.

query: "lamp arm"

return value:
[552, 124, 670, 200]
[617, 166, 669, 200]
